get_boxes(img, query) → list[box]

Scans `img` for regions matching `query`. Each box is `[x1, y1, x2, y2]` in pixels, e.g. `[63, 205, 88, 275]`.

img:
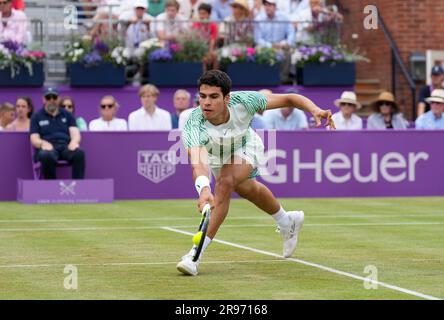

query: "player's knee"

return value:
[216, 175, 236, 194]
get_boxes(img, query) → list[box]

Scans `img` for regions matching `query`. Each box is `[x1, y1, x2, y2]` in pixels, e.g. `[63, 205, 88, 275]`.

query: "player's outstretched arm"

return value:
[188, 147, 215, 212]
[264, 93, 336, 129]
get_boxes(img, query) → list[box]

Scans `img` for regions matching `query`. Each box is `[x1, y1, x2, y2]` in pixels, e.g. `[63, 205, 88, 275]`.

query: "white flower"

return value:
[73, 42, 80, 48]
[221, 47, 230, 58]
[122, 48, 131, 59]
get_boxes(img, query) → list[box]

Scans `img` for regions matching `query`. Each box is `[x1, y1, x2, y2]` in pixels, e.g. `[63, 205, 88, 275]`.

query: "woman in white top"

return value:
[331, 91, 363, 130]
[89, 95, 128, 131]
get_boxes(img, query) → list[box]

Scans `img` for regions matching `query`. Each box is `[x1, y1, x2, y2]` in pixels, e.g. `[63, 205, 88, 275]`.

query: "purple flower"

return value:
[82, 51, 102, 67]
[94, 41, 109, 55]
[149, 48, 173, 61]
[1, 40, 23, 54]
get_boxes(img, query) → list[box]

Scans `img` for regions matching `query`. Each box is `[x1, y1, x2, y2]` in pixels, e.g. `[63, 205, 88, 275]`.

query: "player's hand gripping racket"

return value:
[192, 203, 211, 262]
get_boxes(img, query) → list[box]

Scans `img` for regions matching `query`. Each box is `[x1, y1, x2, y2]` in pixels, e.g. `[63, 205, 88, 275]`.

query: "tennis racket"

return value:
[193, 203, 211, 262]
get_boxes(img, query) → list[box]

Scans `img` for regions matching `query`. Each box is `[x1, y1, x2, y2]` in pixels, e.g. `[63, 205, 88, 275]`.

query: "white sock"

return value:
[271, 206, 290, 228]
[189, 236, 212, 260]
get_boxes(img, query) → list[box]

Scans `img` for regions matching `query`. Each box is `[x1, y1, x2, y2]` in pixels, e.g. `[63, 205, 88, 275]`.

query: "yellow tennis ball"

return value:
[192, 231, 203, 246]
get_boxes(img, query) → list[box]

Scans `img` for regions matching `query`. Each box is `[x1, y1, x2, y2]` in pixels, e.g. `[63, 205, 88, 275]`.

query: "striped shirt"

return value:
[182, 91, 267, 156]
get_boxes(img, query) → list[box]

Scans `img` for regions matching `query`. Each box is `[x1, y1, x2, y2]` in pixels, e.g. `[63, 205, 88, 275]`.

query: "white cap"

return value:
[426, 89, 444, 104]
[134, 0, 148, 9]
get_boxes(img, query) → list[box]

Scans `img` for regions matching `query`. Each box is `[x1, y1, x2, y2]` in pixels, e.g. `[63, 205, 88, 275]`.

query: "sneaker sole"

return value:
[177, 262, 198, 276]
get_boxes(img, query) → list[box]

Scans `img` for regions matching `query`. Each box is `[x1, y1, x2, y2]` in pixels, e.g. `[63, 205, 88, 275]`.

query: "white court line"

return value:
[0, 259, 286, 269]
[162, 227, 442, 301]
[0, 213, 443, 223]
[0, 221, 442, 232]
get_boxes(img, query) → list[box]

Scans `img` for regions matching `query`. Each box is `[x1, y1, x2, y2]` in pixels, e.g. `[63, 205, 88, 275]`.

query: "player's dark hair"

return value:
[198, 3, 212, 14]
[198, 70, 232, 97]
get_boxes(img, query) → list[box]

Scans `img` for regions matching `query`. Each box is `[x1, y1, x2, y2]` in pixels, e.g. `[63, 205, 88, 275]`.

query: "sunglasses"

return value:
[0, 1, 11, 5]
[101, 104, 115, 109]
[61, 104, 73, 109]
[379, 102, 393, 107]
[45, 94, 58, 101]
[340, 103, 356, 107]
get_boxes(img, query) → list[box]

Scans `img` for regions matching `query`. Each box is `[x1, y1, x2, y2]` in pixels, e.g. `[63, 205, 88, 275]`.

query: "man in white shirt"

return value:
[331, 91, 363, 130]
[124, 0, 155, 55]
[0, 0, 28, 44]
[89, 96, 128, 131]
[156, 0, 188, 42]
[128, 84, 172, 131]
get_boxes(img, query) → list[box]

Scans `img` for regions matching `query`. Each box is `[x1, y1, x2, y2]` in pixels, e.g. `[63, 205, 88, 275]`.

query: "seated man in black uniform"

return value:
[30, 87, 86, 180]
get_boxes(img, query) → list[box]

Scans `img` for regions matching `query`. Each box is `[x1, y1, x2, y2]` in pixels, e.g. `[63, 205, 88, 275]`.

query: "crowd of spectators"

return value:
[2, 73, 444, 134]
[0, 0, 345, 83]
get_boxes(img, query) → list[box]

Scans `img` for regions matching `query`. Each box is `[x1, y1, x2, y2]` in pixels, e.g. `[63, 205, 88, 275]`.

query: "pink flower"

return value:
[246, 47, 255, 56]
[170, 43, 181, 53]
[232, 48, 242, 57]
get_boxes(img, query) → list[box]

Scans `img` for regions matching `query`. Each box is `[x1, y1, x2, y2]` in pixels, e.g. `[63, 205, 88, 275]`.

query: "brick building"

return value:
[336, 0, 444, 119]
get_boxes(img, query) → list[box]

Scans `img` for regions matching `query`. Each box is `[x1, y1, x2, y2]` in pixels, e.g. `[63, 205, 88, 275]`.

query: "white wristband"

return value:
[195, 175, 211, 196]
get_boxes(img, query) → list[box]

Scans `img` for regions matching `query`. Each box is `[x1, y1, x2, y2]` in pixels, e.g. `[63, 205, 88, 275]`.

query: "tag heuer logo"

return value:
[138, 150, 176, 183]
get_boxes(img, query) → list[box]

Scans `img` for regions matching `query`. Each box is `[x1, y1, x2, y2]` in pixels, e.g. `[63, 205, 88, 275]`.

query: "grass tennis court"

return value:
[0, 197, 443, 300]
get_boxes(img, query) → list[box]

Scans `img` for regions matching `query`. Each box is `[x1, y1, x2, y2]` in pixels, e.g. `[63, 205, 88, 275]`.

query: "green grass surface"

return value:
[0, 197, 443, 300]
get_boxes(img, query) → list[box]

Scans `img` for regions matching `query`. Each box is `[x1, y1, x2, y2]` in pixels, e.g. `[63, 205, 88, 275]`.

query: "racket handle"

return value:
[202, 203, 211, 214]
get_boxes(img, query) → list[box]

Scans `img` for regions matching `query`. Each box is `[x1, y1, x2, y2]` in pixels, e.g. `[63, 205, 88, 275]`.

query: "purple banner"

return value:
[1, 130, 444, 201]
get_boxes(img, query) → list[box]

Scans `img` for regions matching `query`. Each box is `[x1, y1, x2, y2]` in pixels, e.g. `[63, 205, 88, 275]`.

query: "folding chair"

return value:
[31, 144, 70, 180]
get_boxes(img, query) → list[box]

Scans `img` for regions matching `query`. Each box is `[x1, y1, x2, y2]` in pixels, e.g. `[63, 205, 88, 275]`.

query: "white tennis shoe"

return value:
[277, 211, 305, 258]
[177, 248, 200, 276]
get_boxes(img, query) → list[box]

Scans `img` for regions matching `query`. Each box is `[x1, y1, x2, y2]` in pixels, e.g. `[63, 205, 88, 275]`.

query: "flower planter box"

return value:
[68, 63, 125, 87]
[148, 62, 203, 86]
[297, 62, 355, 86]
[225, 63, 281, 86]
[0, 63, 45, 87]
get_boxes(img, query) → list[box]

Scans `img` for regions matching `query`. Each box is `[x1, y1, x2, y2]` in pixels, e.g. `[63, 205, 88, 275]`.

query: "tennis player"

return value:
[177, 70, 335, 275]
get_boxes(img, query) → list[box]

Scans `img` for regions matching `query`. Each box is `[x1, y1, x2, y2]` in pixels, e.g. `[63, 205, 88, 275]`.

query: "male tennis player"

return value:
[177, 70, 335, 275]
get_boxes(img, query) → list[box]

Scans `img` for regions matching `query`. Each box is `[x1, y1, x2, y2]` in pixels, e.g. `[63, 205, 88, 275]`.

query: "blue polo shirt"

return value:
[30, 107, 77, 144]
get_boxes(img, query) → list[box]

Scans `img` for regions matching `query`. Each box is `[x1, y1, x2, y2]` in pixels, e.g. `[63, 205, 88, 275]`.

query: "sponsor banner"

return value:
[17, 179, 114, 204]
[1, 131, 443, 201]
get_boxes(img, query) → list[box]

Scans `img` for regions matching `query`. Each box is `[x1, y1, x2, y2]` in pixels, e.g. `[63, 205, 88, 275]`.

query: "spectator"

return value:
[0, 102, 15, 131]
[211, 0, 233, 21]
[156, 0, 188, 43]
[89, 95, 128, 131]
[124, 0, 155, 56]
[178, 0, 208, 21]
[59, 96, 88, 131]
[171, 89, 191, 129]
[263, 107, 307, 130]
[128, 84, 172, 130]
[11, 0, 24, 10]
[219, 0, 254, 46]
[6, 97, 33, 131]
[148, 0, 167, 17]
[331, 91, 363, 130]
[417, 65, 444, 118]
[178, 92, 199, 129]
[263, 87, 307, 129]
[254, 0, 294, 83]
[0, 0, 28, 44]
[30, 87, 86, 180]
[192, 3, 219, 72]
[367, 91, 408, 130]
[254, 0, 294, 48]
[296, 0, 343, 45]
[90, 11, 119, 41]
[415, 89, 444, 129]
